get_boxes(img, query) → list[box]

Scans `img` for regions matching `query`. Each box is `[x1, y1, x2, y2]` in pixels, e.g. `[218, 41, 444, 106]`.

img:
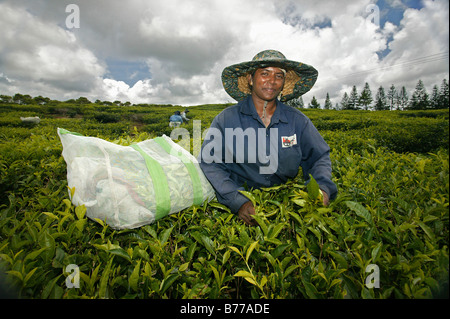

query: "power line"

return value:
[338, 51, 449, 80]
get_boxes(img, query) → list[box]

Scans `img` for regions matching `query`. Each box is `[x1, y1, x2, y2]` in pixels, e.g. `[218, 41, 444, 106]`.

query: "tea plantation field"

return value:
[0, 102, 448, 300]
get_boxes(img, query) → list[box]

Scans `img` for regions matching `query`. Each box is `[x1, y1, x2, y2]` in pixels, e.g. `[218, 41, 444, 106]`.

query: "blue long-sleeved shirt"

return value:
[170, 114, 183, 123]
[199, 95, 337, 213]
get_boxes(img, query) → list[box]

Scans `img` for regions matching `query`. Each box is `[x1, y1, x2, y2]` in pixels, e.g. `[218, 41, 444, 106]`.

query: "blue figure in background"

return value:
[169, 111, 183, 128]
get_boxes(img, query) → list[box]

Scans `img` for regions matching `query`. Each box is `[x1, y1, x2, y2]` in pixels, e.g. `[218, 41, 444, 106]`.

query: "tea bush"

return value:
[0, 102, 448, 299]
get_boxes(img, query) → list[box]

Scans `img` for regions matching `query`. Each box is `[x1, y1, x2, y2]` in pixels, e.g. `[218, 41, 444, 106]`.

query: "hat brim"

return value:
[222, 58, 318, 102]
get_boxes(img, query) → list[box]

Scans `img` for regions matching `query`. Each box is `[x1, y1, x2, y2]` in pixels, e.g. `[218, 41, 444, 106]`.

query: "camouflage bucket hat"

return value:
[221, 50, 318, 102]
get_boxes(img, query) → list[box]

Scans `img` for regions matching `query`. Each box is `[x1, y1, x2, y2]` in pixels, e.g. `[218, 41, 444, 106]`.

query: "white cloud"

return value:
[371, 0, 449, 93]
[0, 0, 448, 106]
[0, 2, 105, 98]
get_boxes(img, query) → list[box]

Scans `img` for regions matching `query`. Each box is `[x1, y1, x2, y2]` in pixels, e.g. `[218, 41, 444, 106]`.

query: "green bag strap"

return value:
[58, 128, 83, 136]
[154, 137, 203, 206]
[130, 144, 171, 220]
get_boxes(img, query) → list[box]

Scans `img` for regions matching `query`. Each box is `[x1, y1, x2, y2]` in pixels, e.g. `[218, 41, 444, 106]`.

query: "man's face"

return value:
[248, 67, 285, 102]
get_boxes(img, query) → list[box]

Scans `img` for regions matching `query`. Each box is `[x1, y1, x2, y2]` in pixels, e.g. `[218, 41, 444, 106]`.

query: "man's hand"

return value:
[238, 201, 257, 226]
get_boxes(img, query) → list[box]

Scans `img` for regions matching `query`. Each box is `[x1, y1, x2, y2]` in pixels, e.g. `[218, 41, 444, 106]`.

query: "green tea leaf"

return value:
[179, 262, 189, 272]
[246, 241, 259, 263]
[282, 264, 300, 280]
[263, 251, 276, 267]
[7, 270, 23, 282]
[302, 279, 319, 299]
[327, 251, 348, 269]
[228, 246, 243, 257]
[260, 276, 268, 288]
[41, 275, 62, 299]
[252, 215, 268, 236]
[187, 242, 197, 261]
[93, 241, 122, 251]
[99, 257, 113, 299]
[268, 223, 286, 239]
[191, 231, 216, 256]
[75, 219, 87, 232]
[23, 267, 38, 286]
[291, 198, 306, 207]
[39, 230, 55, 263]
[307, 174, 320, 200]
[24, 248, 46, 262]
[222, 250, 231, 265]
[417, 221, 435, 241]
[160, 273, 180, 295]
[288, 211, 303, 226]
[239, 190, 256, 206]
[234, 270, 255, 285]
[243, 276, 257, 286]
[89, 264, 101, 289]
[63, 199, 72, 209]
[201, 235, 216, 256]
[361, 287, 374, 299]
[159, 226, 174, 245]
[75, 205, 86, 220]
[271, 243, 291, 259]
[42, 212, 59, 221]
[129, 260, 141, 291]
[371, 242, 383, 263]
[264, 237, 283, 245]
[190, 231, 203, 245]
[345, 201, 373, 225]
[210, 265, 220, 284]
[109, 248, 132, 262]
[143, 225, 157, 239]
[208, 201, 231, 213]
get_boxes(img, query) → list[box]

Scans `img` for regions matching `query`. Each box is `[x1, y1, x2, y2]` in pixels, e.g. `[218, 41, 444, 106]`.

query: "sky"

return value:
[0, 0, 448, 106]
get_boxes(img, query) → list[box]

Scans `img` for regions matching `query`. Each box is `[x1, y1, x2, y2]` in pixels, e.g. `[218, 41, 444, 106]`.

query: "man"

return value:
[181, 110, 190, 123]
[169, 111, 183, 128]
[199, 50, 337, 225]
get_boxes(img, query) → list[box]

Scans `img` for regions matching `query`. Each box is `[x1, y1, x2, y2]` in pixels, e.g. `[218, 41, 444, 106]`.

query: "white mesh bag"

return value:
[57, 128, 215, 229]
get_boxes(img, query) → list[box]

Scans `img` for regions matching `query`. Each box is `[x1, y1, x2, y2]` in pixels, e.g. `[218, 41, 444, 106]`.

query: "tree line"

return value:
[0, 94, 133, 107]
[288, 78, 449, 110]
[1, 78, 448, 111]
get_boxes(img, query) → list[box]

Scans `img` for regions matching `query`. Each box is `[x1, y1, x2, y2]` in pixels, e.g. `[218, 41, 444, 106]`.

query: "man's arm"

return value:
[198, 116, 251, 214]
[199, 160, 250, 213]
[201, 158, 256, 225]
[299, 119, 338, 202]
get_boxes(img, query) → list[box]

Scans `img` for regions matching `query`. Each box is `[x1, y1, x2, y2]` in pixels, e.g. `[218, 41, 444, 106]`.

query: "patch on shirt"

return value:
[281, 134, 297, 148]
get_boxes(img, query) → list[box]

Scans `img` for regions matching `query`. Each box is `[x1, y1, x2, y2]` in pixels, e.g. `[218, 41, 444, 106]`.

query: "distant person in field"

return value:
[199, 50, 337, 226]
[169, 111, 183, 128]
[181, 110, 190, 123]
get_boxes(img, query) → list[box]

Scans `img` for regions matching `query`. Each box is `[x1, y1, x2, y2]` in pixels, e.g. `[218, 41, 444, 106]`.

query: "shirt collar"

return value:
[239, 95, 289, 124]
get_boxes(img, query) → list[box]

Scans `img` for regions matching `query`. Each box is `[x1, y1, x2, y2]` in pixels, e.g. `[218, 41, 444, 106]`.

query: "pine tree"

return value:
[286, 96, 304, 108]
[308, 96, 320, 109]
[349, 86, 359, 110]
[374, 86, 388, 111]
[324, 93, 332, 109]
[397, 86, 408, 110]
[409, 80, 429, 110]
[358, 82, 373, 110]
[438, 79, 449, 109]
[298, 96, 304, 108]
[340, 92, 350, 110]
[430, 85, 440, 109]
[387, 84, 396, 111]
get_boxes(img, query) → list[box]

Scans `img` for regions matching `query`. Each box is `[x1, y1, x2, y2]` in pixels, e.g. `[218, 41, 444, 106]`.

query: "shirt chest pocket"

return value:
[278, 142, 302, 177]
